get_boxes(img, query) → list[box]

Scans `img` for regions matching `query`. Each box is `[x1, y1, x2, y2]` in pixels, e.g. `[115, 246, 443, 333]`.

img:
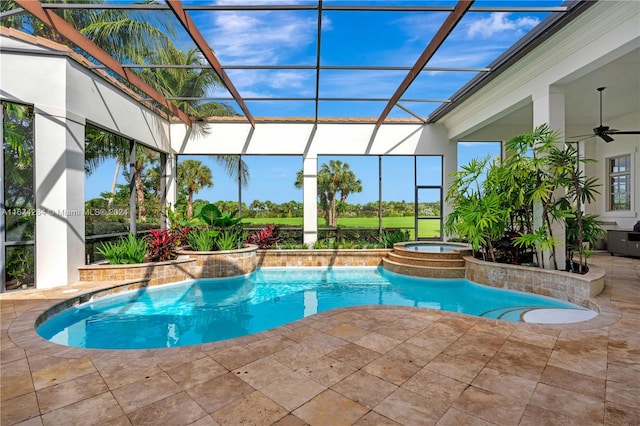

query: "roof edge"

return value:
[428, 0, 597, 123]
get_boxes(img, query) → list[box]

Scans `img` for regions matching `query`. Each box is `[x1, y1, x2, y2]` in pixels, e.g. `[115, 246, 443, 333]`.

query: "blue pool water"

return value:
[37, 267, 590, 350]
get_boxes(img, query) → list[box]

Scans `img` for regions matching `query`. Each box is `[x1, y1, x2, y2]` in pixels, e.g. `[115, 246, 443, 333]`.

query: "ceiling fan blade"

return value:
[596, 132, 615, 143]
[606, 130, 640, 135]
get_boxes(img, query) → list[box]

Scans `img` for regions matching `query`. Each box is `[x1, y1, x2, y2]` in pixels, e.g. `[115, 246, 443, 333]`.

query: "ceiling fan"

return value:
[570, 87, 640, 143]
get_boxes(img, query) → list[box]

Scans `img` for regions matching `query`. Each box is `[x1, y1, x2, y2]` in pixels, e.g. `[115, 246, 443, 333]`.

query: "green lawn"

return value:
[244, 216, 414, 227]
[243, 216, 441, 237]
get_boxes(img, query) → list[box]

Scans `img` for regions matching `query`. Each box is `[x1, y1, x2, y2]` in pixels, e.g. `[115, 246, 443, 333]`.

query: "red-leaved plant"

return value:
[246, 225, 280, 249]
[147, 228, 187, 262]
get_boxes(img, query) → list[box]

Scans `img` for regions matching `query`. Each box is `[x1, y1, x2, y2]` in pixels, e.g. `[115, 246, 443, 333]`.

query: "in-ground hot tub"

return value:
[382, 241, 472, 278]
[400, 242, 467, 253]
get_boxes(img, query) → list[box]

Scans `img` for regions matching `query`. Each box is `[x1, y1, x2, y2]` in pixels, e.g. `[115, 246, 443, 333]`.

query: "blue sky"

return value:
[184, 0, 554, 118]
[86, 1, 547, 203]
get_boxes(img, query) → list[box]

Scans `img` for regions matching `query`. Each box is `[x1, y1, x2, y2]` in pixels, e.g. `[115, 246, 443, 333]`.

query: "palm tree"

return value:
[295, 160, 362, 227]
[138, 46, 236, 120]
[1, 0, 175, 64]
[178, 160, 213, 219]
[5, 1, 250, 221]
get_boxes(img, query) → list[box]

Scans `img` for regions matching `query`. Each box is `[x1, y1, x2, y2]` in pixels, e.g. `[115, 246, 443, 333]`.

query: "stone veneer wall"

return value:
[78, 258, 196, 286]
[78, 245, 259, 283]
[257, 249, 390, 267]
[178, 245, 258, 278]
[465, 256, 605, 308]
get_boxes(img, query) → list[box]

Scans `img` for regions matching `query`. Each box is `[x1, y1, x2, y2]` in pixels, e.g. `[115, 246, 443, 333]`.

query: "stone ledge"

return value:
[465, 256, 605, 308]
[256, 249, 390, 267]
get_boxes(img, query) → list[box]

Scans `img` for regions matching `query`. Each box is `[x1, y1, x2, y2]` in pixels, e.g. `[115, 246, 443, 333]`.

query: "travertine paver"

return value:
[0, 253, 639, 425]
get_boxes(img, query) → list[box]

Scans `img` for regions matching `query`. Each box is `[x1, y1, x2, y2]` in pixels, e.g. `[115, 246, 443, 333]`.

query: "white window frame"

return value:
[607, 154, 632, 212]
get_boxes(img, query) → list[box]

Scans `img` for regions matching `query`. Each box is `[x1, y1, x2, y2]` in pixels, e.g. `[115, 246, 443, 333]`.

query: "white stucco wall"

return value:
[1, 36, 171, 152]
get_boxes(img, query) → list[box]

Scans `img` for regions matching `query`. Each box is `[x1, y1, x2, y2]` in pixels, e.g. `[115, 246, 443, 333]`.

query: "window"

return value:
[2, 101, 35, 291]
[608, 154, 631, 211]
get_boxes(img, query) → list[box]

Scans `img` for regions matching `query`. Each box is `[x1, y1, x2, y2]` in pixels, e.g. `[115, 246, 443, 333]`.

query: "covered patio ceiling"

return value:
[2, 0, 606, 128]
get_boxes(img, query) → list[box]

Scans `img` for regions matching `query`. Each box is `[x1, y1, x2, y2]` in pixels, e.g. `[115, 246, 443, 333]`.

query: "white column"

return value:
[532, 85, 566, 269]
[442, 141, 458, 241]
[302, 155, 318, 246]
[164, 153, 178, 225]
[34, 106, 85, 288]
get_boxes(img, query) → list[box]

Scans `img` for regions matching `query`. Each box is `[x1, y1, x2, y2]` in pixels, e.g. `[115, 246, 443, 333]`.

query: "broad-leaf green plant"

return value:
[196, 203, 243, 228]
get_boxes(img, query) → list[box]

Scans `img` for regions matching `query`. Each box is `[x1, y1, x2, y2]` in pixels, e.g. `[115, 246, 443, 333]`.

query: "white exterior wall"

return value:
[1, 36, 172, 288]
[1, 38, 171, 151]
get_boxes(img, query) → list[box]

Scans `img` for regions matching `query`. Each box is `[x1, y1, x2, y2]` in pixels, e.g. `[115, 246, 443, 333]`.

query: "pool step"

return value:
[382, 257, 466, 278]
[386, 252, 465, 268]
[382, 242, 471, 279]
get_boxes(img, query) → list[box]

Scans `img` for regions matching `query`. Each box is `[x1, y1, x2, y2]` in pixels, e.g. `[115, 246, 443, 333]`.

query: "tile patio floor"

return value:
[1, 253, 639, 425]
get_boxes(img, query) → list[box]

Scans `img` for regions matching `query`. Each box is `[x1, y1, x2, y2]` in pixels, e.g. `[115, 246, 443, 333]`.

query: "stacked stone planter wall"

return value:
[177, 245, 258, 278]
[78, 245, 259, 284]
[465, 256, 605, 308]
[78, 258, 196, 286]
[257, 249, 390, 268]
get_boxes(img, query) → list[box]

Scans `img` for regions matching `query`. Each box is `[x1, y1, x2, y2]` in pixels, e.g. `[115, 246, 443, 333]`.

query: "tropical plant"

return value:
[377, 228, 411, 248]
[147, 228, 185, 262]
[246, 225, 280, 249]
[339, 239, 357, 249]
[186, 228, 218, 251]
[215, 227, 248, 251]
[1, 0, 176, 63]
[5, 247, 34, 289]
[196, 203, 243, 228]
[163, 204, 200, 229]
[564, 213, 605, 272]
[178, 160, 214, 219]
[137, 46, 236, 120]
[550, 143, 602, 273]
[2, 101, 35, 242]
[97, 233, 147, 264]
[312, 240, 326, 249]
[445, 124, 603, 273]
[444, 157, 509, 261]
[295, 160, 363, 227]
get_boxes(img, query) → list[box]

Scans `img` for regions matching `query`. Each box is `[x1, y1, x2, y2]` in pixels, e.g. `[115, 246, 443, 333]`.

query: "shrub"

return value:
[377, 228, 410, 248]
[147, 229, 181, 262]
[216, 227, 248, 251]
[97, 233, 147, 264]
[312, 240, 326, 249]
[246, 225, 280, 249]
[186, 228, 218, 251]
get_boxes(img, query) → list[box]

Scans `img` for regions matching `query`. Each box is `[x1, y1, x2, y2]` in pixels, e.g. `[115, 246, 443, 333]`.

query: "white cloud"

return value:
[466, 13, 539, 39]
[207, 69, 315, 98]
[203, 10, 317, 65]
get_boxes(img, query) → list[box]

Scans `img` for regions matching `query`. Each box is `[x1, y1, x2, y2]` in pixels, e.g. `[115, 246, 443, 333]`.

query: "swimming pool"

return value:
[37, 267, 592, 350]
